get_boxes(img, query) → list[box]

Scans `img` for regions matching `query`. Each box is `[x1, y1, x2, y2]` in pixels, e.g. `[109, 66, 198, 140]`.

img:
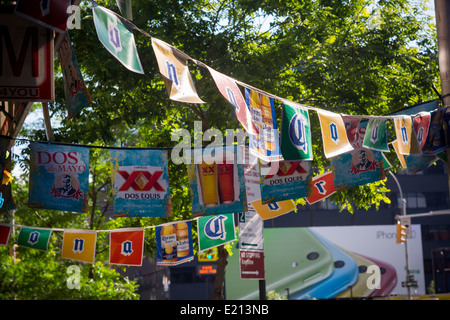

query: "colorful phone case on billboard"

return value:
[357, 253, 398, 297]
[225, 227, 334, 300]
[290, 229, 359, 300]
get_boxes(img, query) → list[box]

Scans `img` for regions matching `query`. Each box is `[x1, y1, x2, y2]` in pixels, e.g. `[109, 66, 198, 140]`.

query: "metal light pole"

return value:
[389, 171, 412, 300]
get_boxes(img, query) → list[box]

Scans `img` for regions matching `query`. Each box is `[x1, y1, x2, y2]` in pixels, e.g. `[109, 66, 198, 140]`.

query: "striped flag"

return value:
[317, 110, 353, 158]
[151, 38, 204, 103]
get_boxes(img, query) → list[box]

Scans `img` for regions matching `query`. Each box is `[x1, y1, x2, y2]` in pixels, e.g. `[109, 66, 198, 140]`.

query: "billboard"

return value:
[225, 225, 425, 300]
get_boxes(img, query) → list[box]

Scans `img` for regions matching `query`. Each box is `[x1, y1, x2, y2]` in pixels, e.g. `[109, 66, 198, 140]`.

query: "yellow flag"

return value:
[250, 199, 295, 220]
[392, 140, 407, 168]
[317, 110, 353, 158]
[393, 116, 421, 155]
[151, 37, 204, 104]
[62, 230, 97, 264]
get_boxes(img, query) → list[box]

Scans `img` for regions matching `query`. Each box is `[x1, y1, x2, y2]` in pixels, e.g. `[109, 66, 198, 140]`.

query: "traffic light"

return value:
[396, 223, 407, 244]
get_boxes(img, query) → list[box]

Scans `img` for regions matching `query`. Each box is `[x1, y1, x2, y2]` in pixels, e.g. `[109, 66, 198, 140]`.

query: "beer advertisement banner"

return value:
[28, 142, 89, 213]
[109, 149, 172, 217]
[362, 118, 389, 152]
[109, 228, 144, 266]
[317, 110, 354, 158]
[197, 213, 236, 252]
[187, 146, 247, 216]
[393, 116, 422, 155]
[61, 230, 97, 264]
[17, 227, 52, 251]
[330, 121, 385, 190]
[151, 37, 204, 104]
[242, 147, 295, 220]
[245, 88, 283, 162]
[92, 5, 144, 74]
[422, 108, 447, 155]
[306, 171, 336, 205]
[207, 66, 256, 134]
[280, 103, 313, 161]
[58, 34, 92, 119]
[0, 224, 11, 246]
[156, 221, 194, 266]
[260, 160, 313, 204]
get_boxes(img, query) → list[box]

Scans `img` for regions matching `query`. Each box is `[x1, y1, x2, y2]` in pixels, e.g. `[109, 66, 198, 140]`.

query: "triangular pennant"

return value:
[109, 228, 144, 266]
[393, 116, 422, 155]
[151, 37, 204, 103]
[206, 66, 256, 134]
[61, 230, 97, 264]
[317, 110, 354, 158]
[17, 227, 52, 251]
[306, 171, 336, 205]
[280, 103, 313, 161]
[362, 118, 389, 152]
[92, 5, 144, 74]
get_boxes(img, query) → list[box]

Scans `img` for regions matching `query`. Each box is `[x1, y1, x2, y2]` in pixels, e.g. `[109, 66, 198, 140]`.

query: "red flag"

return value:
[109, 228, 144, 266]
[413, 112, 431, 150]
[306, 171, 336, 205]
[0, 224, 12, 246]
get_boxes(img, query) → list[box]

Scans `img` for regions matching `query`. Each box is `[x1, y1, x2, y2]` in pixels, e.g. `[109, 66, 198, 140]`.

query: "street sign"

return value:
[198, 247, 218, 262]
[240, 250, 265, 280]
[238, 211, 264, 251]
[0, 13, 54, 102]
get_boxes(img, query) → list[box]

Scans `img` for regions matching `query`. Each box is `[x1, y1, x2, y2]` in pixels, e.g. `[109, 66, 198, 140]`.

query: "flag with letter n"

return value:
[92, 5, 144, 74]
[109, 228, 144, 266]
[151, 37, 204, 104]
[197, 213, 236, 252]
[394, 116, 421, 155]
[62, 230, 97, 264]
[281, 103, 313, 161]
[17, 227, 52, 251]
[317, 110, 353, 158]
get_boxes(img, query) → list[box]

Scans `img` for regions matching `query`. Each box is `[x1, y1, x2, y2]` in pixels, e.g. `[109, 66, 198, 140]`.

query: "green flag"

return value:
[197, 213, 236, 252]
[17, 227, 52, 251]
[363, 118, 389, 152]
[92, 5, 144, 74]
[280, 103, 313, 160]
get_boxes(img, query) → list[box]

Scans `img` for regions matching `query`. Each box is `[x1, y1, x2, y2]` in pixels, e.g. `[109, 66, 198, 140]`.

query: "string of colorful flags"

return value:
[3, 1, 450, 267]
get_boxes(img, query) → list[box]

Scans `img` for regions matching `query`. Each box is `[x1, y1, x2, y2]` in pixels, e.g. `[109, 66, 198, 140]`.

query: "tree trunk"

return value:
[212, 244, 229, 300]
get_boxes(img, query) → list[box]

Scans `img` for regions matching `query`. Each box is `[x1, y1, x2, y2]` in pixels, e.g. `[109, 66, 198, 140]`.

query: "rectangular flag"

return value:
[306, 171, 336, 205]
[363, 118, 389, 152]
[242, 146, 295, 219]
[422, 108, 447, 155]
[260, 160, 312, 204]
[0, 224, 11, 246]
[14, 0, 72, 33]
[187, 145, 247, 216]
[92, 5, 144, 74]
[110, 149, 172, 217]
[17, 227, 52, 251]
[317, 110, 354, 158]
[58, 34, 92, 118]
[151, 37, 204, 103]
[28, 142, 89, 213]
[156, 221, 194, 266]
[341, 115, 361, 146]
[393, 116, 422, 155]
[280, 103, 313, 161]
[109, 228, 144, 266]
[245, 88, 283, 162]
[413, 112, 431, 150]
[392, 140, 407, 168]
[116, 0, 133, 20]
[62, 230, 97, 264]
[197, 213, 236, 252]
[207, 66, 256, 134]
[330, 120, 385, 189]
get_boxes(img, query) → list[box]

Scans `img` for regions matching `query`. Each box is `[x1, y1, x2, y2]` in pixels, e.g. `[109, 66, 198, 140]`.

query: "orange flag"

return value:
[151, 38, 204, 104]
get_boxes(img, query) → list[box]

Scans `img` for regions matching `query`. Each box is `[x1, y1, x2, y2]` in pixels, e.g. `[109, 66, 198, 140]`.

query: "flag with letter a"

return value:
[109, 228, 144, 266]
[62, 230, 97, 264]
[151, 37, 204, 104]
[92, 5, 144, 74]
[317, 110, 353, 158]
[393, 116, 421, 155]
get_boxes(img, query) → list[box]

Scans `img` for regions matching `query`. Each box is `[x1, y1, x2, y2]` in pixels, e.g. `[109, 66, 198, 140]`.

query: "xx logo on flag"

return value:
[265, 161, 307, 179]
[118, 170, 165, 192]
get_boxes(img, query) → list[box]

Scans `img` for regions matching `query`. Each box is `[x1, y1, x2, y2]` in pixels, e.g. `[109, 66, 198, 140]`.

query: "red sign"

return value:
[0, 13, 54, 101]
[240, 250, 265, 280]
[306, 171, 336, 205]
